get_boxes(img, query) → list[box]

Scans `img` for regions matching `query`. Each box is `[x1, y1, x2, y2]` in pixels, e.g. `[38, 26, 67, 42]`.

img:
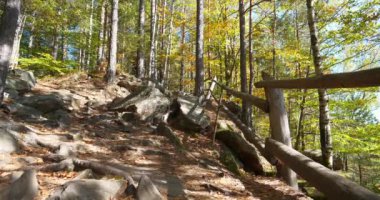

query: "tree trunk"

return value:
[247, 0, 254, 128]
[136, 0, 145, 78]
[52, 32, 59, 60]
[272, 0, 276, 78]
[179, 1, 185, 92]
[163, 0, 174, 87]
[28, 15, 35, 56]
[194, 0, 204, 96]
[239, 0, 249, 126]
[86, 0, 95, 69]
[306, 0, 333, 169]
[148, 0, 158, 80]
[10, 13, 25, 69]
[105, 0, 119, 84]
[97, 0, 106, 67]
[0, 0, 21, 103]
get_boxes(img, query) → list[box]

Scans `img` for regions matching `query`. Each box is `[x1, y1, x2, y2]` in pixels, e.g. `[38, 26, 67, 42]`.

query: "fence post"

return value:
[262, 72, 298, 189]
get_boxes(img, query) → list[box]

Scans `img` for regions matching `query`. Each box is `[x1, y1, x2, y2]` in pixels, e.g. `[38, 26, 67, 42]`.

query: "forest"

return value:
[0, 0, 379, 199]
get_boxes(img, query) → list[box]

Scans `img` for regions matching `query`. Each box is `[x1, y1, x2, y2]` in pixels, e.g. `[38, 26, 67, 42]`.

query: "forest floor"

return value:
[0, 73, 311, 200]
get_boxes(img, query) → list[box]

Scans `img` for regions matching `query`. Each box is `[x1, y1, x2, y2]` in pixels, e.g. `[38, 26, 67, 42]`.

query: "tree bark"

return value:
[306, 0, 333, 169]
[85, 0, 95, 69]
[271, 0, 277, 78]
[136, 0, 145, 78]
[148, 0, 158, 79]
[263, 73, 298, 189]
[163, 0, 174, 87]
[97, 0, 106, 67]
[179, 1, 185, 92]
[105, 0, 119, 84]
[194, 0, 205, 96]
[239, 0, 250, 126]
[247, 0, 254, 128]
[9, 13, 25, 69]
[0, 0, 21, 103]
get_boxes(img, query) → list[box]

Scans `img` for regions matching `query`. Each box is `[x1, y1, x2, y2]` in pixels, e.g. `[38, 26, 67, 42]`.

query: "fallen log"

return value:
[266, 138, 380, 200]
[216, 130, 264, 175]
[212, 93, 276, 165]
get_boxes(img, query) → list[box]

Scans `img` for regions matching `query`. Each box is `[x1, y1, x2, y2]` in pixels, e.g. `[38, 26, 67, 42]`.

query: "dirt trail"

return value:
[0, 74, 310, 200]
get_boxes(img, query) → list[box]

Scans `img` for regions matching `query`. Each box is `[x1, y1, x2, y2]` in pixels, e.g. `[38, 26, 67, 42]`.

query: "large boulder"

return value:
[5, 69, 36, 94]
[0, 128, 19, 153]
[8, 103, 43, 120]
[167, 95, 210, 132]
[108, 86, 171, 122]
[46, 179, 127, 200]
[0, 170, 39, 200]
[19, 94, 65, 114]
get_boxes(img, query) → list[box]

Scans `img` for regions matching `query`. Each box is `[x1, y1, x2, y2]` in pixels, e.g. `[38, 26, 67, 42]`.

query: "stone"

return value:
[46, 179, 127, 200]
[19, 94, 65, 114]
[0, 170, 39, 200]
[136, 175, 163, 200]
[0, 128, 19, 153]
[8, 102, 43, 120]
[5, 69, 36, 94]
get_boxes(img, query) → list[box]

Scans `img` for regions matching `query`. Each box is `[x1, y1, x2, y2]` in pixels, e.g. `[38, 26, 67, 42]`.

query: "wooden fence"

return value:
[209, 68, 380, 200]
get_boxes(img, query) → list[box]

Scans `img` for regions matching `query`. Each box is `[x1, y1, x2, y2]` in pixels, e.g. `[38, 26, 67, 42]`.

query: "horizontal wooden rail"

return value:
[266, 138, 380, 200]
[255, 68, 380, 89]
[212, 81, 269, 113]
[210, 92, 276, 164]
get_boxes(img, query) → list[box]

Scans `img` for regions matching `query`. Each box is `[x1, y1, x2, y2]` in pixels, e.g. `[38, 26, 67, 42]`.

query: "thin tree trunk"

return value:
[148, 0, 158, 79]
[86, 0, 95, 69]
[28, 16, 34, 56]
[306, 0, 333, 168]
[295, 66, 310, 150]
[194, 0, 205, 96]
[61, 30, 68, 61]
[179, 1, 185, 92]
[163, 0, 174, 87]
[239, 0, 249, 126]
[52, 32, 59, 60]
[247, 0, 254, 128]
[272, 0, 276, 78]
[0, 0, 21, 103]
[10, 13, 25, 69]
[97, 0, 106, 68]
[105, 0, 119, 84]
[136, 0, 145, 78]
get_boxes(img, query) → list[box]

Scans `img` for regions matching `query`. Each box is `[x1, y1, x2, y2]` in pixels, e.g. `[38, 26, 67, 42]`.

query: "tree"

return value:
[194, 0, 204, 96]
[0, 0, 22, 103]
[148, 0, 158, 79]
[239, 0, 249, 126]
[97, 0, 107, 67]
[105, 0, 119, 84]
[136, 0, 145, 78]
[306, 0, 333, 168]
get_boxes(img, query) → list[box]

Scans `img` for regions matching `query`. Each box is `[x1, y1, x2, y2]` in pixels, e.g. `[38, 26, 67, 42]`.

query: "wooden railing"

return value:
[209, 68, 380, 200]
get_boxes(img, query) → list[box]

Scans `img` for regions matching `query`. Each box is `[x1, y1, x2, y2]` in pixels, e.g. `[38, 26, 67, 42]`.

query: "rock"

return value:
[108, 86, 171, 122]
[136, 175, 163, 200]
[0, 128, 19, 153]
[8, 102, 43, 120]
[5, 69, 36, 94]
[52, 89, 88, 111]
[118, 79, 144, 93]
[19, 94, 65, 114]
[222, 100, 241, 116]
[45, 109, 72, 127]
[167, 95, 210, 132]
[0, 170, 39, 200]
[46, 179, 127, 200]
